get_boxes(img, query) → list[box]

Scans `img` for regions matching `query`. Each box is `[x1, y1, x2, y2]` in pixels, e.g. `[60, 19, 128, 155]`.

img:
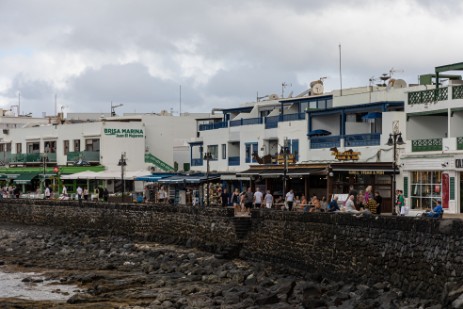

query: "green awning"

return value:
[13, 172, 40, 184]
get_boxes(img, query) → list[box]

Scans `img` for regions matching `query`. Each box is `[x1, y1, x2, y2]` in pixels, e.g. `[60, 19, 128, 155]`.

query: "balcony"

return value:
[310, 136, 341, 149]
[412, 138, 443, 152]
[453, 85, 463, 100]
[230, 117, 263, 127]
[228, 156, 240, 166]
[265, 115, 279, 129]
[66, 151, 100, 163]
[191, 158, 203, 167]
[345, 133, 381, 147]
[408, 87, 448, 104]
[281, 112, 305, 122]
[199, 121, 228, 131]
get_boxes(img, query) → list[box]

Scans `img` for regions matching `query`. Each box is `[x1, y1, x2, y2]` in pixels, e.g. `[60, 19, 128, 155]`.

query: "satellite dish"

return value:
[393, 79, 407, 88]
[268, 94, 279, 100]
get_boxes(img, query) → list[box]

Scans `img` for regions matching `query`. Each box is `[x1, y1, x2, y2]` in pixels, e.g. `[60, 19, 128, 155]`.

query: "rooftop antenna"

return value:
[389, 67, 404, 78]
[339, 44, 343, 96]
[281, 82, 292, 98]
[54, 94, 57, 116]
[179, 85, 182, 116]
[111, 101, 123, 117]
[17, 91, 21, 116]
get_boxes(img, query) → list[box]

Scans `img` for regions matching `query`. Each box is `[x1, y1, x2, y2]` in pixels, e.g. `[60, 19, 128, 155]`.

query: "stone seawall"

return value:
[0, 199, 462, 301]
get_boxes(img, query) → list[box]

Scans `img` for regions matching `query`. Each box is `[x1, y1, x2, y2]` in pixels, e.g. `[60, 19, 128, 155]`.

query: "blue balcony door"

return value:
[245, 143, 258, 163]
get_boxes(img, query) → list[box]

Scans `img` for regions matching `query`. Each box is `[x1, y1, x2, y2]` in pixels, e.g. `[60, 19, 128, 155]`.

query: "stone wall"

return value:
[0, 199, 462, 301]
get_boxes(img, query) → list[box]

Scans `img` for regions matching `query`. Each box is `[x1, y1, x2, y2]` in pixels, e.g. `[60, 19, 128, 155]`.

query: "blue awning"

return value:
[308, 129, 331, 137]
[362, 112, 382, 120]
[135, 174, 175, 182]
[158, 174, 220, 184]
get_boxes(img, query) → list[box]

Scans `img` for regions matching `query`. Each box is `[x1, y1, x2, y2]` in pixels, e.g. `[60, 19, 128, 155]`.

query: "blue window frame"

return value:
[245, 142, 258, 163]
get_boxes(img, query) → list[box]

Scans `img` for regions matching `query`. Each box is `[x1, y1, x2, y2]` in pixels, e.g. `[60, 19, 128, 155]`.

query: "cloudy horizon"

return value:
[0, 0, 462, 117]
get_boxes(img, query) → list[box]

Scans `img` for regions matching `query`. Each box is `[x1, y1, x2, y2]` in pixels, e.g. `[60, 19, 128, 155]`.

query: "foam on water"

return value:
[0, 268, 79, 301]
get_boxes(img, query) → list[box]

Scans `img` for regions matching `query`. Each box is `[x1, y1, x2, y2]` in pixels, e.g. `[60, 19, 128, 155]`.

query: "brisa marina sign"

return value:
[104, 128, 144, 138]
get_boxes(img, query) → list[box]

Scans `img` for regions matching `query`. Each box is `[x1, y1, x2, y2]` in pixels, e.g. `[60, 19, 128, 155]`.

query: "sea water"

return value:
[0, 268, 79, 301]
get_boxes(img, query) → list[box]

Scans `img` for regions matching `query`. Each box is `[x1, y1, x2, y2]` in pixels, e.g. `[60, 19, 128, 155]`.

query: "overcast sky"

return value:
[0, 0, 462, 117]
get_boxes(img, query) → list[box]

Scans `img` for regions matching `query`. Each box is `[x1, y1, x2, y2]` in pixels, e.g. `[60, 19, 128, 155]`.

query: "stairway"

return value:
[144, 153, 175, 171]
[233, 217, 252, 240]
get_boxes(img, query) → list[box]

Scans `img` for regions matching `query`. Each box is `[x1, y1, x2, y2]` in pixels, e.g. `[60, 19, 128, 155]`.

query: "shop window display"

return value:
[410, 171, 441, 210]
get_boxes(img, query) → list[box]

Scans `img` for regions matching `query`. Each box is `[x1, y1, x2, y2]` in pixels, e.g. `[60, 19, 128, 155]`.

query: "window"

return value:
[410, 171, 442, 210]
[44, 141, 56, 153]
[208, 145, 218, 160]
[26, 142, 40, 153]
[290, 139, 299, 162]
[74, 139, 80, 152]
[85, 139, 100, 151]
[63, 140, 69, 155]
[245, 142, 258, 163]
[15, 143, 22, 154]
[221, 144, 226, 160]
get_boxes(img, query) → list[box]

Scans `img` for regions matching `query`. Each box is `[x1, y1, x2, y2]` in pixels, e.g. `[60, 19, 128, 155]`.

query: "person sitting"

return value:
[327, 195, 340, 212]
[309, 195, 322, 212]
[424, 202, 444, 218]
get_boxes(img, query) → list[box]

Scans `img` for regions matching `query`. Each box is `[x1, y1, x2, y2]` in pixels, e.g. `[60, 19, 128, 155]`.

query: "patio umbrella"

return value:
[308, 129, 332, 137]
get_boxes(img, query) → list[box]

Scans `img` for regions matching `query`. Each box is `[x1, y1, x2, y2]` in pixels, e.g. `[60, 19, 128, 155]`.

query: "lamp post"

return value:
[118, 153, 127, 202]
[386, 132, 405, 214]
[280, 138, 290, 196]
[203, 151, 212, 207]
[42, 151, 48, 194]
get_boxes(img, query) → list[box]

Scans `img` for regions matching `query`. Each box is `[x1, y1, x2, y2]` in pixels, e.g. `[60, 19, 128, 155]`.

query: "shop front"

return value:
[329, 162, 396, 213]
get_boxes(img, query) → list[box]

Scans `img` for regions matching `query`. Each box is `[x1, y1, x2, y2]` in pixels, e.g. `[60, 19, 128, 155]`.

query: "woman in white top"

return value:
[345, 195, 359, 213]
[264, 190, 273, 208]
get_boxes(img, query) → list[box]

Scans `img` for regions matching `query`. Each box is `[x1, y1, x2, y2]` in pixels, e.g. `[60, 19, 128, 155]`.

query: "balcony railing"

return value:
[228, 156, 240, 166]
[457, 137, 463, 150]
[265, 115, 279, 129]
[199, 121, 229, 131]
[66, 151, 100, 162]
[310, 136, 341, 149]
[453, 85, 463, 100]
[412, 138, 443, 152]
[408, 87, 448, 104]
[191, 158, 203, 166]
[345, 133, 381, 147]
[281, 113, 305, 122]
[229, 117, 264, 127]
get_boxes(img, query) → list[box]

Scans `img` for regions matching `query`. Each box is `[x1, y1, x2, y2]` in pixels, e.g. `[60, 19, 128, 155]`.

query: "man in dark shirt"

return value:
[221, 188, 230, 207]
[374, 191, 383, 215]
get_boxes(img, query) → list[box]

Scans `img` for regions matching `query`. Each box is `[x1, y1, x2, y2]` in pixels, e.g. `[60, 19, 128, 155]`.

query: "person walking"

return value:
[83, 187, 89, 201]
[244, 187, 254, 213]
[264, 190, 273, 209]
[221, 188, 230, 207]
[395, 189, 405, 215]
[231, 188, 241, 213]
[76, 186, 83, 206]
[44, 185, 51, 199]
[374, 191, 383, 215]
[253, 187, 263, 208]
[285, 189, 295, 211]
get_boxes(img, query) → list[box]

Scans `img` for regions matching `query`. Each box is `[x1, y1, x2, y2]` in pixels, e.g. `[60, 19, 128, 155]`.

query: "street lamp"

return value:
[118, 153, 127, 202]
[280, 138, 290, 197]
[203, 151, 213, 207]
[386, 132, 405, 214]
[42, 151, 48, 194]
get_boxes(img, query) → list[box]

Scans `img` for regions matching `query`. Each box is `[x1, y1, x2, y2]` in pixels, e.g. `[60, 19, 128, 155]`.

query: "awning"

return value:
[330, 162, 397, 174]
[158, 174, 220, 184]
[237, 166, 327, 178]
[220, 174, 250, 181]
[13, 172, 40, 184]
[135, 174, 175, 182]
[362, 112, 382, 120]
[61, 170, 150, 180]
[308, 129, 331, 137]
